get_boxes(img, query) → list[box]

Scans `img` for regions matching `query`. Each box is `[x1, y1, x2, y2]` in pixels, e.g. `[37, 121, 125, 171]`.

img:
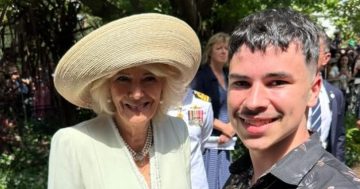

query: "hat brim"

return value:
[54, 13, 201, 108]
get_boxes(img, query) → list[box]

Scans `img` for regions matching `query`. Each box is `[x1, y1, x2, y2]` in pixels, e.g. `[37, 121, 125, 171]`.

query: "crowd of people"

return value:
[0, 57, 53, 153]
[325, 32, 360, 131]
[326, 32, 360, 115]
[1, 6, 360, 189]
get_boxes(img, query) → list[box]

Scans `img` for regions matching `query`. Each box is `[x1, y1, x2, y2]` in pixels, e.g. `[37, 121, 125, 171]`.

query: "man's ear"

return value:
[307, 73, 322, 107]
[321, 52, 331, 67]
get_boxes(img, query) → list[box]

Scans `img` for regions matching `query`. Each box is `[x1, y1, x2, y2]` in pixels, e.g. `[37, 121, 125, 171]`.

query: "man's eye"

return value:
[231, 81, 250, 89]
[268, 80, 288, 87]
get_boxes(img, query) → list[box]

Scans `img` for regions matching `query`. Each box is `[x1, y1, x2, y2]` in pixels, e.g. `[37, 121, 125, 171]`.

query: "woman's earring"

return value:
[107, 98, 112, 103]
[159, 100, 164, 104]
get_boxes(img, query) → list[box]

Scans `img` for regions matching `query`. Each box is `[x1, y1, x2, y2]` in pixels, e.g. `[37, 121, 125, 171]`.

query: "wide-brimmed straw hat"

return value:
[54, 13, 201, 109]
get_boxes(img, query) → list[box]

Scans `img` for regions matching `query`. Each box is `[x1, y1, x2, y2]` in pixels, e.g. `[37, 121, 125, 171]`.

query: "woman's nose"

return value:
[129, 83, 144, 99]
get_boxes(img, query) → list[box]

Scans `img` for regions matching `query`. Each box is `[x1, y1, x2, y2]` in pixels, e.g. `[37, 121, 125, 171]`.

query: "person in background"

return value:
[48, 13, 201, 189]
[328, 57, 341, 87]
[330, 31, 342, 55]
[352, 55, 360, 116]
[192, 32, 236, 189]
[168, 88, 213, 189]
[353, 55, 360, 81]
[307, 29, 346, 162]
[224, 8, 360, 188]
[338, 55, 353, 112]
[4, 63, 32, 121]
[356, 55, 360, 129]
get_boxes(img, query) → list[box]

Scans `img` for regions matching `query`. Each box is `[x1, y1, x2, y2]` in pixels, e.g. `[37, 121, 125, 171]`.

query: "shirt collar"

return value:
[229, 134, 324, 186]
[270, 133, 324, 185]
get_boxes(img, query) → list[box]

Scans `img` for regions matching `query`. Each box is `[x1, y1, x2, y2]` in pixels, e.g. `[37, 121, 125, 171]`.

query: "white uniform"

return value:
[168, 88, 213, 189]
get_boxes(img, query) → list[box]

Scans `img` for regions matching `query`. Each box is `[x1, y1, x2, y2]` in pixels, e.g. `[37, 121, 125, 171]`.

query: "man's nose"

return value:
[244, 83, 269, 111]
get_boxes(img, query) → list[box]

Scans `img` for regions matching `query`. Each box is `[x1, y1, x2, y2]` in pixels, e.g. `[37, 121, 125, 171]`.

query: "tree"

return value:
[1, 0, 83, 129]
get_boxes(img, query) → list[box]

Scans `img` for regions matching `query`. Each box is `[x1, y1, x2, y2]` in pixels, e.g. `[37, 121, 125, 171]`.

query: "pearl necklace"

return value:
[122, 123, 153, 164]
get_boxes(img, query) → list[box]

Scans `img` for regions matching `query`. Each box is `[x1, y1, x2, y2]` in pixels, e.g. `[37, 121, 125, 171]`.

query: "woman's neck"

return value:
[114, 117, 150, 151]
[210, 62, 226, 88]
[210, 61, 224, 73]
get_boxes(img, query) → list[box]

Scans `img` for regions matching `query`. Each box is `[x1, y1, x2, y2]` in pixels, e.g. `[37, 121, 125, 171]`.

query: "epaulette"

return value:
[193, 90, 210, 102]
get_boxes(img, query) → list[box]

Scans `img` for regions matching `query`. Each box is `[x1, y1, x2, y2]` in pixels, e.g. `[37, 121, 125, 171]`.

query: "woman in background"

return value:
[192, 32, 236, 189]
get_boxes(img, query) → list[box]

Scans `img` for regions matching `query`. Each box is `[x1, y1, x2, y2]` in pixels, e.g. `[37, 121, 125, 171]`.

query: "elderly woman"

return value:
[48, 13, 201, 189]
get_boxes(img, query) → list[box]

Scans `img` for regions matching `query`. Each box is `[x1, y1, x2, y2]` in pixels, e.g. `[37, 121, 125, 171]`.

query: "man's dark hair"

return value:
[228, 8, 319, 71]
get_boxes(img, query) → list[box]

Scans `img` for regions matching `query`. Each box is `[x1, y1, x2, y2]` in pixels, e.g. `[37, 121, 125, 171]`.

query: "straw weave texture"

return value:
[54, 13, 201, 108]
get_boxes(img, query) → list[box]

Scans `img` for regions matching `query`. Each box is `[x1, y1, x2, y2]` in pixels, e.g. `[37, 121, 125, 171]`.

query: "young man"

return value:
[224, 8, 360, 188]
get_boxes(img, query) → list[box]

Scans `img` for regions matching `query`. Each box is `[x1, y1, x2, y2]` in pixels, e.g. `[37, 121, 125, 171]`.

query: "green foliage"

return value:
[231, 138, 247, 160]
[345, 113, 360, 167]
[0, 108, 94, 189]
[0, 154, 14, 189]
[0, 120, 51, 189]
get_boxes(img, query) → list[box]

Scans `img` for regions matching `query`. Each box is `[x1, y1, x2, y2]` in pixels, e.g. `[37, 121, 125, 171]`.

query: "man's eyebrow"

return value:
[229, 72, 292, 80]
[265, 72, 291, 78]
[229, 73, 249, 80]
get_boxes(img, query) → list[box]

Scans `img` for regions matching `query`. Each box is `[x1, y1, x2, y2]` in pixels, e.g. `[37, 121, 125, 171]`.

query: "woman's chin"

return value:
[127, 116, 151, 125]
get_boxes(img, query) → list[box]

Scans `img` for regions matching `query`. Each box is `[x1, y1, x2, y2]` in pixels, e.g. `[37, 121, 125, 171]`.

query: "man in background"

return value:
[308, 29, 346, 162]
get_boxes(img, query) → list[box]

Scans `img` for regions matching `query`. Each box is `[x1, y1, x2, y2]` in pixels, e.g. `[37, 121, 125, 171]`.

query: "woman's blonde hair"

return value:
[202, 32, 230, 65]
[89, 64, 185, 120]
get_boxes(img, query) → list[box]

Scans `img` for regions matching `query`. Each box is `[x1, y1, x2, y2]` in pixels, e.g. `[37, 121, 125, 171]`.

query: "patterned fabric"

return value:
[218, 85, 229, 123]
[203, 149, 231, 189]
[223, 134, 360, 189]
[168, 88, 213, 189]
[191, 64, 229, 133]
[310, 99, 322, 132]
[192, 64, 233, 189]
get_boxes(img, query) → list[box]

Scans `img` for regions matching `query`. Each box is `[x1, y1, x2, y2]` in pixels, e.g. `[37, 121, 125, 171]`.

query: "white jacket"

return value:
[48, 115, 191, 189]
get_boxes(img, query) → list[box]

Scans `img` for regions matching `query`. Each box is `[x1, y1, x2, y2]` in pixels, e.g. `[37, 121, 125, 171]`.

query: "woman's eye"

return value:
[143, 76, 157, 82]
[115, 76, 130, 82]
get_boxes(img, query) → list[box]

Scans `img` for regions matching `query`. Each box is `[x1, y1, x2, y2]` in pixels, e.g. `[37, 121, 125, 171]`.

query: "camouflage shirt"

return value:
[223, 134, 360, 189]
